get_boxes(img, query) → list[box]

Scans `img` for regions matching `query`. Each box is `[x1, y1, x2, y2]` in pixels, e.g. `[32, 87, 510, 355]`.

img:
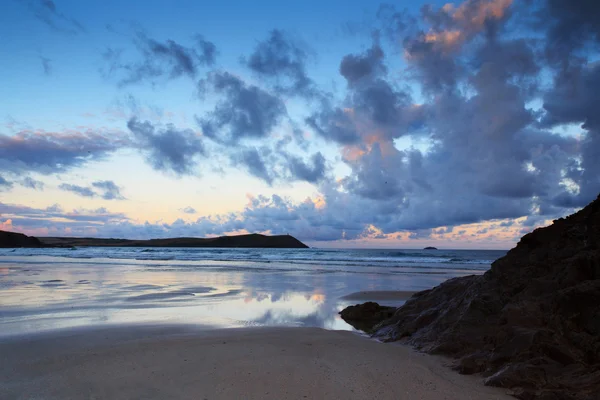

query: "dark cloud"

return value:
[128, 118, 205, 176]
[285, 152, 327, 183]
[92, 180, 126, 200]
[542, 63, 600, 130]
[539, 0, 600, 61]
[197, 71, 287, 144]
[23, 0, 85, 35]
[59, 181, 125, 201]
[228, 143, 328, 186]
[232, 147, 275, 184]
[307, 42, 421, 144]
[59, 183, 96, 198]
[20, 177, 44, 190]
[244, 29, 313, 95]
[1, 202, 129, 235]
[256, 1, 589, 239]
[305, 104, 360, 145]
[403, 35, 462, 93]
[376, 4, 418, 43]
[542, 63, 600, 207]
[0, 129, 129, 174]
[341, 143, 407, 201]
[0, 176, 13, 191]
[339, 43, 386, 84]
[40, 56, 52, 75]
[104, 33, 216, 86]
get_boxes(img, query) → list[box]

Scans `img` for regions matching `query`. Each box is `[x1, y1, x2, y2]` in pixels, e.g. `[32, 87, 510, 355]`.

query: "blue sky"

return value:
[1, 0, 599, 249]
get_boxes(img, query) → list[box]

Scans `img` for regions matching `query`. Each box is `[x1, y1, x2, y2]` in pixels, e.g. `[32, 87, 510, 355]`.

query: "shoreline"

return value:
[339, 290, 419, 301]
[0, 324, 511, 400]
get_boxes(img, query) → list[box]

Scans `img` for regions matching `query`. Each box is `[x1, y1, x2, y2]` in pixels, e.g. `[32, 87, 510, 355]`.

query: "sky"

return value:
[1, 0, 599, 249]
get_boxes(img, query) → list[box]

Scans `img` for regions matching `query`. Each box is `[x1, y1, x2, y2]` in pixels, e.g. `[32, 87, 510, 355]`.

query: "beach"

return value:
[0, 325, 512, 400]
[0, 247, 509, 399]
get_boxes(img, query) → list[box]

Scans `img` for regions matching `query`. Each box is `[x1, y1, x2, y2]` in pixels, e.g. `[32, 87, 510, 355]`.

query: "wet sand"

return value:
[340, 290, 419, 301]
[0, 325, 511, 400]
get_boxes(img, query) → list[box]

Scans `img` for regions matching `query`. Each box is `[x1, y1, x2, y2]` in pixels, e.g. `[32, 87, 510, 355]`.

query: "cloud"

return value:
[7, 0, 600, 245]
[92, 180, 126, 200]
[40, 56, 52, 75]
[127, 118, 205, 176]
[0, 128, 129, 174]
[339, 43, 386, 84]
[289, 0, 593, 238]
[197, 71, 287, 144]
[58, 180, 125, 200]
[305, 104, 360, 145]
[59, 183, 96, 198]
[539, 0, 600, 61]
[399, 0, 514, 92]
[542, 62, 600, 207]
[0, 176, 13, 191]
[285, 152, 327, 183]
[376, 4, 419, 43]
[244, 29, 313, 95]
[307, 42, 421, 145]
[23, 0, 85, 35]
[232, 147, 275, 184]
[104, 33, 217, 86]
[20, 177, 44, 190]
[181, 206, 196, 214]
[0, 202, 129, 236]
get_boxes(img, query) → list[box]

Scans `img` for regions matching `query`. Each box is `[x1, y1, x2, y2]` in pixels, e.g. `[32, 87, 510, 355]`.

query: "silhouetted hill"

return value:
[37, 232, 309, 248]
[0, 230, 43, 248]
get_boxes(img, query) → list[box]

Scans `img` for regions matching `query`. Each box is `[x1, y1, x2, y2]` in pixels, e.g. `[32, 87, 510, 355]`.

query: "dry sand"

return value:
[340, 290, 419, 301]
[0, 325, 512, 400]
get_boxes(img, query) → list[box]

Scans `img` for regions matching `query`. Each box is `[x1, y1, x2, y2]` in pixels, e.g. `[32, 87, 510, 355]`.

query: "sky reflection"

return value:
[0, 253, 466, 337]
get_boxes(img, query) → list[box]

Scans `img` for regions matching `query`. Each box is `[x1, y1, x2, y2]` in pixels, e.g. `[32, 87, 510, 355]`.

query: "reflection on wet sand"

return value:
[0, 254, 441, 337]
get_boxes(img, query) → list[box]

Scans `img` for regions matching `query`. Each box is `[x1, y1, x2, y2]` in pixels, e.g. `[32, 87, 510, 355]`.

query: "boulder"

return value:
[339, 302, 396, 333]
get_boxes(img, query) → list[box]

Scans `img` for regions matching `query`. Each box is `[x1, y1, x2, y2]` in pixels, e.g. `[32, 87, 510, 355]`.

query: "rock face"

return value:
[339, 302, 396, 333]
[0, 230, 42, 248]
[371, 195, 600, 400]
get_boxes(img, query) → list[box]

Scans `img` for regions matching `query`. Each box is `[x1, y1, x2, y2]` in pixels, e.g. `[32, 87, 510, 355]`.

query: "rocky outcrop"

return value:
[359, 195, 600, 400]
[0, 230, 42, 248]
[339, 302, 396, 333]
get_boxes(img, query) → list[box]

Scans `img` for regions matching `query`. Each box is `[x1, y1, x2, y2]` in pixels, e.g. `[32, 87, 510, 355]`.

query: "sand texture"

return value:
[0, 326, 512, 400]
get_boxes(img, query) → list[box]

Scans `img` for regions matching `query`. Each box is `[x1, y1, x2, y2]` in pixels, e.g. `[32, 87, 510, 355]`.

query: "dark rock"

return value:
[0, 230, 42, 248]
[339, 302, 396, 333]
[423, 246, 438, 250]
[368, 194, 600, 399]
[2, 231, 309, 249]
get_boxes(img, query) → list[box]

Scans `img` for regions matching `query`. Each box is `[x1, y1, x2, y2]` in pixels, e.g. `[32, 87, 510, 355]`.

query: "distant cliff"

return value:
[0, 230, 43, 248]
[0, 231, 309, 249]
[40, 232, 308, 248]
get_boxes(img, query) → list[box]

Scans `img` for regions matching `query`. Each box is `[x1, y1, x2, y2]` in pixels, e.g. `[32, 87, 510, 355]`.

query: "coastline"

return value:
[339, 290, 418, 301]
[0, 324, 511, 400]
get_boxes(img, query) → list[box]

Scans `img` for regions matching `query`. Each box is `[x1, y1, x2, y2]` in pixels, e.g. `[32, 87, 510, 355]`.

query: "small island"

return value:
[0, 230, 309, 249]
[423, 246, 438, 250]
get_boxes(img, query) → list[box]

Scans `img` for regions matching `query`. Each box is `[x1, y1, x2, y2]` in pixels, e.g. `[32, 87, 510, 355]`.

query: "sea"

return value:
[0, 247, 506, 337]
